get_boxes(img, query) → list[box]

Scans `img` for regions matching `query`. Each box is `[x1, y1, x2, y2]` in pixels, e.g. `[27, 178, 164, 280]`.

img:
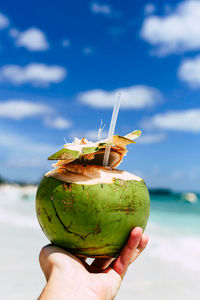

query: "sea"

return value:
[0, 184, 200, 300]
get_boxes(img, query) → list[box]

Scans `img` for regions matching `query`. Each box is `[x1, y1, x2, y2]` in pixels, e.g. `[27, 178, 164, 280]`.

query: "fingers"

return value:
[90, 257, 114, 271]
[108, 227, 148, 278]
[39, 228, 149, 281]
[129, 233, 149, 264]
[137, 233, 149, 251]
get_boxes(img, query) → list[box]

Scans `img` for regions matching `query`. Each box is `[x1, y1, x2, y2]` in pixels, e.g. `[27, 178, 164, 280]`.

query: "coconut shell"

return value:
[36, 174, 150, 257]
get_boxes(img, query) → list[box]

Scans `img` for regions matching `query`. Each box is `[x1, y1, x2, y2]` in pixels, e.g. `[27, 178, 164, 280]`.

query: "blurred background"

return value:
[0, 0, 199, 299]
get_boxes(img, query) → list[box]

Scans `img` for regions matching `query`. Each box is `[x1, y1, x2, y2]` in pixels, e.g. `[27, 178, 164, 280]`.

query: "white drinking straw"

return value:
[103, 92, 122, 167]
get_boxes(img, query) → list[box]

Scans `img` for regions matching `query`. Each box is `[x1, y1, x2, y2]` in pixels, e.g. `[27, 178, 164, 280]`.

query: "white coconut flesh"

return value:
[46, 164, 142, 185]
[45, 130, 142, 185]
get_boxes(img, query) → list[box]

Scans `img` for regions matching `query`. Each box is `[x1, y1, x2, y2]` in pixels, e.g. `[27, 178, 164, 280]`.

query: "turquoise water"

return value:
[150, 194, 200, 232]
[0, 185, 200, 300]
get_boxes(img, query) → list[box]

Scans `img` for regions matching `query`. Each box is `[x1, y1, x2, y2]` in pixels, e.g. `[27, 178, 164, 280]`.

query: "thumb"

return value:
[105, 227, 148, 279]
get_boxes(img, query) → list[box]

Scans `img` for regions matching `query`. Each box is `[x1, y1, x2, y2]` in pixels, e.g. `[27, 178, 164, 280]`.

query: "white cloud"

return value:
[144, 4, 156, 15]
[0, 63, 67, 86]
[144, 109, 200, 132]
[138, 133, 166, 144]
[0, 99, 72, 130]
[0, 100, 53, 120]
[90, 2, 122, 19]
[0, 12, 9, 29]
[91, 2, 111, 15]
[0, 130, 55, 154]
[141, 0, 200, 55]
[62, 39, 70, 48]
[78, 85, 162, 109]
[13, 28, 49, 51]
[44, 117, 72, 130]
[82, 47, 93, 55]
[5, 158, 45, 168]
[0, 129, 57, 172]
[178, 55, 200, 88]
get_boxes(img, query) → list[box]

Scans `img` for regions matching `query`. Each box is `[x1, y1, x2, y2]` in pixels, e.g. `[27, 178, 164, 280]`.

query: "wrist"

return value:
[47, 268, 100, 300]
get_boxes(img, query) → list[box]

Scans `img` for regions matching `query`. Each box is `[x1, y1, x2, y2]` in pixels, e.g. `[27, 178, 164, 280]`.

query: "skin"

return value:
[38, 227, 149, 300]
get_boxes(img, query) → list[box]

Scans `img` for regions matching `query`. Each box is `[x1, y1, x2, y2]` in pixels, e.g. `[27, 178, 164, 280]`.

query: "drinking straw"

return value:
[103, 92, 122, 166]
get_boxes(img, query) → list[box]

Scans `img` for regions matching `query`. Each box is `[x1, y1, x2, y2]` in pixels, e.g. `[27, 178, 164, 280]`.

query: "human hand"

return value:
[38, 227, 148, 300]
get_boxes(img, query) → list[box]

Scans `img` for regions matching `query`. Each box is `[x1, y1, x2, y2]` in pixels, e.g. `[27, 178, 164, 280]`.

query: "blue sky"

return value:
[0, 0, 200, 191]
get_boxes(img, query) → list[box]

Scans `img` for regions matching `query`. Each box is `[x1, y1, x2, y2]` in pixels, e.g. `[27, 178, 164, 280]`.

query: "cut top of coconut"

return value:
[48, 130, 141, 169]
[45, 164, 142, 185]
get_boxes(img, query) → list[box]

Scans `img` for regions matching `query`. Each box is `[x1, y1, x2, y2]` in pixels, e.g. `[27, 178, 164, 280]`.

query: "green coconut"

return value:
[36, 130, 150, 257]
